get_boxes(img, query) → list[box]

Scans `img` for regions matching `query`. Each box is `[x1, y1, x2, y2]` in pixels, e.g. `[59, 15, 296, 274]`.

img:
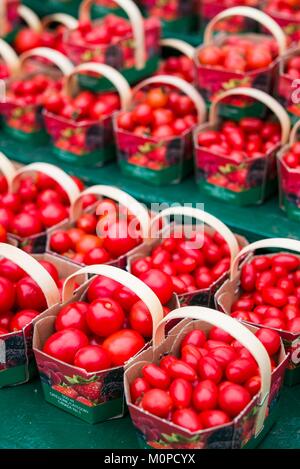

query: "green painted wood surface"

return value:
[0, 379, 299, 449]
[0, 134, 299, 243]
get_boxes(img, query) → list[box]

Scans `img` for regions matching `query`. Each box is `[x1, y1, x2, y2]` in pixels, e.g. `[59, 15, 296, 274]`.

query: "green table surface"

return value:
[1, 134, 300, 244]
[0, 379, 298, 449]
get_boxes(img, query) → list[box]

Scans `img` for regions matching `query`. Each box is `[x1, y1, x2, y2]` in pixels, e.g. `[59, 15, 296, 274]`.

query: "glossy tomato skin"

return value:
[141, 389, 172, 418]
[0, 277, 15, 313]
[199, 410, 230, 429]
[181, 344, 203, 369]
[9, 309, 39, 331]
[169, 378, 193, 409]
[86, 298, 125, 336]
[255, 328, 281, 356]
[198, 356, 223, 383]
[142, 364, 170, 390]
[181, 329, 206, 349]
[103, 329, 145, 366]
[43, 329, 89, 364]
[130, 377, 151, 403]
[218, 383, 251, 417]
[55, 302, 89, 333]
[129, 300, 152, 338]
[225, 358, 256, 384]
[192, 379, 218, 411]
[139, 269, 173, 305]
[167, 360, 197, 382]
[172, 408, 203, 432]
[86, 275, 120, 302]
[16, 277, 46, 312]
[73, 345, 111, 372]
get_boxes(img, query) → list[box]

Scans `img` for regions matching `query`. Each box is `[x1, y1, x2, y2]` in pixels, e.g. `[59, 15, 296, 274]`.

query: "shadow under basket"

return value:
[119, 159, 193, 186]
[52, 143, 115, 167]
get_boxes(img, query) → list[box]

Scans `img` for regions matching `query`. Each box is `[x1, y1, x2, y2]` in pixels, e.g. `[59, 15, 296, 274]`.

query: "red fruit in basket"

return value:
[0, 258, 24, 282]
[130, 377, 151, 403]
[198, 46, 223, 66]
[43, 93, 64, 113]
[76, 234, 103, 254]
[0, 175, 8, 194]
[168, 359, 197, 382]
[139, 269, 173, 305]
[43, 328, 89, 364]
[74, 345, 111, 372]
[287, 317, 300, 333]
[246, 46, 272, 70]
[200, 409, 230, 429]
[245, 376, 261, 397]
[141, 389, 172, 418]
[16, 276, 46, 312]
[131, 257, 152, 277]
[83, 247, 110, 265]
[38, 261, 59, 285]
[192, 379, 218, 411]
[14, 28, 42, 54]
[209, 346, 237, 369]
[9, 309, 40, 331]
[169, 378, 193, 409]
[67, 228, 85, 248]
[146, 88, 168, 109]
[11, 212, 43, 237]
[181, 344, 204, 369]
[132, 104, 153, 126]
[55, 302, 89, 333]
[37, 189, 61, 207]
[225, 358, 256, 384]
[0, 277, 15, 314]
[262, 287, 287, 308]
[103, 329, 145, 366]
[152, 125, 174, 139]
[0, 225, 7, 243]
[198, 356, 222, 383]
[129, 300, 152, 338]
[87, 275, 120, 302]
[218, 383, 251, 417]
[50, 231, 73, 254]
[240, 264, 256, 292]
[255, 328, 281, 356]
[181, 329, 206, 349]
[76, 214, 97, 234]
[0, 207, 13, 230]
[113, 286, 139, 313]
[142, 364, 170, 390]
[195, 268, 213, 289]
[172, 408, 203, 432]
[86, 298, 125, 337]
[272, 254, 299, 271]
[0, 193, 21, 212]
[40, 203, 68, 228]
[103, 220, 139, 258]
[117, 111, 134, 131]
[209, 326, 232, 344]
[0, 311, 13, 330]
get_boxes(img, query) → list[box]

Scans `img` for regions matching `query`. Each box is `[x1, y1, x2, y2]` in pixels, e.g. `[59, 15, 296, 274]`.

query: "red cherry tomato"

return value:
[181, 329, 206, 349]
[142, 363, 170, 390]
[139, 269, 173, 305]
[255, 328, 281, 356]
[262, 287, 288, 308]
[87, 275, 120, 302]
[55, 301, 89, 333]
[130, 377, 151, 403]
[103, 329, 145, 366]
[181, 344, 203, 369]
[199, 410, 230, 429]
[43, 329, 89, 364]
[50, 231, 72, 254]
[245, 375, 261, 397]
[225, 358, 256, 384]
[10, 309, 40, 332]
[172, 408, 203, 432]
[16, 276, 46, 312]
[131, 257, 152, 277]
[159, 355, 178, 371]
[209, 326, 232, 344]
[0, 276, 15, 313]
[74, 345, 111, 372]
[208, 346, 237, 369]
[129, 300, 152, 338]
[198, 356, 223, 383]
[141, 389, 172, 418]
[168, 359, 197, 382]
[86, 298, 125, 337]
[218, 383, 251, 417]
[192, 379, 218, 411]
[169, 378, 193, 409]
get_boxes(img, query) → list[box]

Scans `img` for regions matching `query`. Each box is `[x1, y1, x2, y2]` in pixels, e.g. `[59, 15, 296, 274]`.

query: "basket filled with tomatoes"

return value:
[124, 305, 288, 449]
[263, 0, 300, 45]
[0, 47, 74, 141]
[0, 243, 85, 387]
[196, 6, 287, 118]
[0, 38, 19, 82]
[277, 120, 300, 221]
[114, 75, 206, 185]
[216, 238, 300, 386]
[157, 38, 196, 84]
[194, 87, 291, 205]
[48, 184, 151, 268]
[128, 206, 247, 307]
[0, 0, 21, 42]
[32, 264, 173, 423]
[63, 0, 161, 91]
[199, 0, 259, 35]
[0, 162, 82, 253]
[43, 63, 131, 166]
[277, 47, 300, 124]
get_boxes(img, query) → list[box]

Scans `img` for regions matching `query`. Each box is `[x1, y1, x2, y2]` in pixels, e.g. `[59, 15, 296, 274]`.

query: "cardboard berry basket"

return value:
[128, 205, 247, 307]
[0, 0, 21, 41]
[263, 1, 300, 45]
[44, 63, 131, 167]
[47, 184, 151, 269]
[64, 0, 161, 92]
[40, 12, 79, 54]
[277, 46, 300, 124]
[0, 47, 74, 142]
[0, 38, 19, 82]
[115, 75, 206, 185]
[7, 162, 80, 253]
[33, 264, 173, 424]
[196, 6, 287, 119]
[158, 38, 196, 84]
[194, 87, 291, 206]
[199, 0, 259, 36]
[215, 238, 300, 386]
[124, 306, 288, 449]
[0, 244, 61, 387]
[277, 120, 300, 221]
